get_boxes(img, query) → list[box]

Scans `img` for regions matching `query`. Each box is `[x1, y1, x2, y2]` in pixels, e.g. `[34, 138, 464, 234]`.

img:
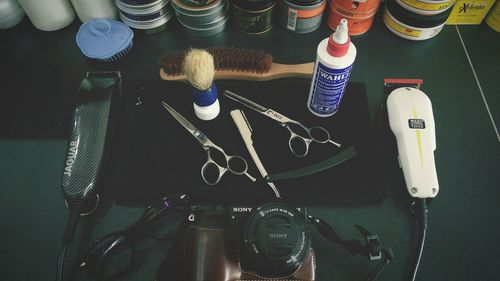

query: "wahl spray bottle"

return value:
[307, 19, 356, 117]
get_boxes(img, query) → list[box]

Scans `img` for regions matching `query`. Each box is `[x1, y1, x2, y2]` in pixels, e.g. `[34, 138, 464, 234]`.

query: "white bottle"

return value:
[307, 19, 357, 117]
[0, 0, 25, 29]
[71, 0, 118, 23]
[17, 0, 75, 31]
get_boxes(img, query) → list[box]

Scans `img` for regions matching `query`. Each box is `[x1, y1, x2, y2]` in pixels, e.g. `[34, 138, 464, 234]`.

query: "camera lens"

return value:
[243, 202, 311, 277]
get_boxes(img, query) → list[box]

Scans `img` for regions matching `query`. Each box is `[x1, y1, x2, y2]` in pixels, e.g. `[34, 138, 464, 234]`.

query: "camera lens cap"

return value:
[243, 202, 311, 276]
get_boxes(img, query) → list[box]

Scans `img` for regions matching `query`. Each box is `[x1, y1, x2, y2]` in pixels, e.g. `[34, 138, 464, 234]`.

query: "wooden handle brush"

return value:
[160, 48, 315, 81]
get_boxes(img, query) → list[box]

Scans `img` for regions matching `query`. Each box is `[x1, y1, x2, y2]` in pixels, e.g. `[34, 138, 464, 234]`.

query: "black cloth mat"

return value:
[110, 79, 387, 206]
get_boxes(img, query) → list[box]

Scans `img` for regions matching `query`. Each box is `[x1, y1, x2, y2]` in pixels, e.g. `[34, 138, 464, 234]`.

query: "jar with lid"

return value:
[17, 0, 75, 31]
[71, 0, 118, 23]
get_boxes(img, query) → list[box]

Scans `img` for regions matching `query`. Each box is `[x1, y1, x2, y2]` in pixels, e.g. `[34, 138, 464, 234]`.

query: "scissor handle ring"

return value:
[288, 134, 311, 158]
[226, 155, 248, 175]
[201, 160, 226, 186]
[306, 126, 331, 143]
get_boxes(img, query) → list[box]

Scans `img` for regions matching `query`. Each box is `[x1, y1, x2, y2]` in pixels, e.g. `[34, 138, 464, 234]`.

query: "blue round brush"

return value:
[76, 19, 134, 62]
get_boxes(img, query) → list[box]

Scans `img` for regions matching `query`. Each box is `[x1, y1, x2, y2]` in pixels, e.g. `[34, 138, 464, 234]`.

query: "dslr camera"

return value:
[183, 202, 316, 281]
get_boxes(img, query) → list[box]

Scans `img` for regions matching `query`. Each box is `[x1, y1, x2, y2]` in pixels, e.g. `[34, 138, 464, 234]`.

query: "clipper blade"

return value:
[384, 78, 423, 95]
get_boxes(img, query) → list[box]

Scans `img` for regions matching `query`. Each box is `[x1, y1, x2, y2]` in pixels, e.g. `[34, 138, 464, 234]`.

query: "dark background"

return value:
[1, 6, 499, 281]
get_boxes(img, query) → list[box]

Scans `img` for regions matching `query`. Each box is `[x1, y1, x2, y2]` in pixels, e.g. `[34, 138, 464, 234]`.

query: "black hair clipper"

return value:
[62, 71, 121, 207]
[57, 71, 121, 281]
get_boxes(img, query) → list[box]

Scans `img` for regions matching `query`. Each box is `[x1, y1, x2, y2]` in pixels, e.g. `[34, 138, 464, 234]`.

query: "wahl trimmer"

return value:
[385, 79, 439, 281]
[57, 72, 121, 281]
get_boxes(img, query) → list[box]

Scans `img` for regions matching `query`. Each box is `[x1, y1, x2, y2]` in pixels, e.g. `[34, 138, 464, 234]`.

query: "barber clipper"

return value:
[62, 72, 121, 206]
[57, 71, 121, 281]
[386, 81, 438, 198]
[385, 78, 439, 281]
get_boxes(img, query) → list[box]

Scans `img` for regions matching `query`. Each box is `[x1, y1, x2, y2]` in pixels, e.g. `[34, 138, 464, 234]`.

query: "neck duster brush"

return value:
[183, 48, 220, 120]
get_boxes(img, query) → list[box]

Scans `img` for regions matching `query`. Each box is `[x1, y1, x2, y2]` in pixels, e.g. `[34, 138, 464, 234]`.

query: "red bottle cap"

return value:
[327, 36, 350, 57]
[326, 19, 350, 57]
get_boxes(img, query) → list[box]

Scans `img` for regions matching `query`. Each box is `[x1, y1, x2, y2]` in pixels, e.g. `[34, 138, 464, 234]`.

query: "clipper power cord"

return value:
[385, 79, 439, 281]
[57, 72, 121, 281]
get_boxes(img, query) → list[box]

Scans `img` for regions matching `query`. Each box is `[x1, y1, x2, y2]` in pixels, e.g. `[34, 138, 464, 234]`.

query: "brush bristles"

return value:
[183, 49, 215, 91]
[161, 48, 274, 76]
[210, 48, 273, 74]
[161, 51, 185, 76]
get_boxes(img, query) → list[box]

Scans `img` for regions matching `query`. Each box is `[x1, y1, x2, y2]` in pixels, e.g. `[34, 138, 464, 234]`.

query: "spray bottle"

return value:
[307, 19, 356, 117]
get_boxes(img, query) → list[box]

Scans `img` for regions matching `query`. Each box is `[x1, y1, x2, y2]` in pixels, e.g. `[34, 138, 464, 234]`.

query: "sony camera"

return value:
[182, 202, 316, 281]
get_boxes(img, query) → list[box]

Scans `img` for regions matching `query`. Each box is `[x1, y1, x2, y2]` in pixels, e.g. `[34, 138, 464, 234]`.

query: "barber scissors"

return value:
[161, 101, 256, 185]
[223, 90, 341, 158]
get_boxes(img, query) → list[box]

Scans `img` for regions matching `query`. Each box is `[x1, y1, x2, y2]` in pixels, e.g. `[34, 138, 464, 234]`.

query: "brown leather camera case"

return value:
[183, 225, 316, 281]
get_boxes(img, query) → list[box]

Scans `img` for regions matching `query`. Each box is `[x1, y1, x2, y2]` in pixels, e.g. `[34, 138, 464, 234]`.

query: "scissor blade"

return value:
[161, 101, 201, 138]
[223, 90, 268, 113]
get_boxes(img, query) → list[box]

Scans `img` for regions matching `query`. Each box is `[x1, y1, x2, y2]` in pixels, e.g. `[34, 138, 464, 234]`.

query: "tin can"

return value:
[116, 0, 174, 33]
[395, 0, 455, 16]
[231, 0, 275, 34]
[171, 0, 225, 24]
[179, 0, 217, 6]
[280, 0, 327, 33]
[327, 0, 378, 35]
[177, 13, 228, 37]
[383, 0, 452, 40]
[485, 1, 500, 32]
[334, 0, 381, 13]
[171, 0, 228, 37]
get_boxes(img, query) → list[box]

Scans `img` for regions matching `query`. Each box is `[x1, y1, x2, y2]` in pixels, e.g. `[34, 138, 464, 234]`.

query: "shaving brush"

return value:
[183, 49, 220, 120]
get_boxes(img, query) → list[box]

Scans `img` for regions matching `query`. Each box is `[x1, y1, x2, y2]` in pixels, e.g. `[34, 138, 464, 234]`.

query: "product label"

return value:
[63, 140, 79, 177]
[308, 62, 352, 115]
[287, 8, 298, 30]
[232, 3, 274, 34]
[383, 10, 422, 37]
[446, 1, 495, 24]
[457, 1, 487, 13]
[408, 119, 426, 129]
[400, 0, 455, 11]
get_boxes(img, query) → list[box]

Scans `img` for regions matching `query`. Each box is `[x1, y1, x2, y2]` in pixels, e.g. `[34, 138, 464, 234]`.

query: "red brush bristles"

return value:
[161, 48, 274, 76]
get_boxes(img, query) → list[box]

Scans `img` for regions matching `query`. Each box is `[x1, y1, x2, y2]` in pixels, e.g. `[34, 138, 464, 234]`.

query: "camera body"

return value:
[183, 202, 315, 281]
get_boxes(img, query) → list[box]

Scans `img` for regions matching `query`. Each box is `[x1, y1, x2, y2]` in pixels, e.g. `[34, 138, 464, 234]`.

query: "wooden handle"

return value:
[159, 62, 315, 82]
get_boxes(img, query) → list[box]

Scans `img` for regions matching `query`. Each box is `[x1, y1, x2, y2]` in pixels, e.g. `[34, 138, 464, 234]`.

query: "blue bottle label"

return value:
[308, 62, 353, 116]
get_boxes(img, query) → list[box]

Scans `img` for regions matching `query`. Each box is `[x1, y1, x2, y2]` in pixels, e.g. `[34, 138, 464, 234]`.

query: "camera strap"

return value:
[308, 216, 394, 281]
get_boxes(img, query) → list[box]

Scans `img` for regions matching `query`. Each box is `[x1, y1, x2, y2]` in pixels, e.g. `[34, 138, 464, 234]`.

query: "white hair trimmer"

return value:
[386, 84, 439, 198]
[385, 78, 439, 281]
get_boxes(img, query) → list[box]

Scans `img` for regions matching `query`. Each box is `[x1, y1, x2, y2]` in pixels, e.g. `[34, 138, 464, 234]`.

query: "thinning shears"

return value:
[223, 90, 341, 157]
[161, 101, 256, 185]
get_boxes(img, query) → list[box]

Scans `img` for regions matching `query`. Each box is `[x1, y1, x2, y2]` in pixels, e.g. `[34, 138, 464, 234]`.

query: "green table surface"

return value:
[1, 8, 499, 281]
